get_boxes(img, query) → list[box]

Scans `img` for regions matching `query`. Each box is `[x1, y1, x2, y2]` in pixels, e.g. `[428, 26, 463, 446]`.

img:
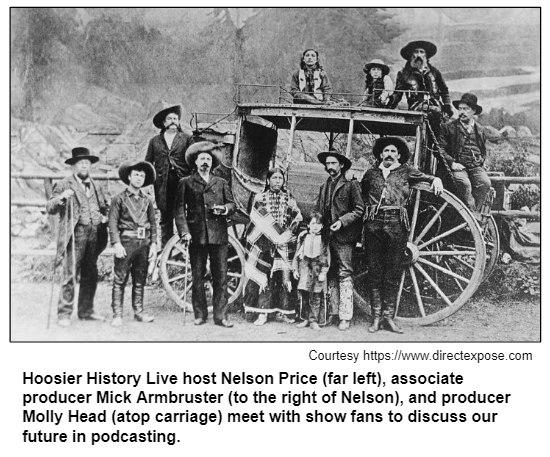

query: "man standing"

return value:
[438, 93, 491, 215]
[315, 150, 364, 331]
[361, 137, 443, 333]
[175, 141, 236, 328]
[145, 104, 192, 248]
[108, 160, 158, 327]
[46, 147, 109, 327]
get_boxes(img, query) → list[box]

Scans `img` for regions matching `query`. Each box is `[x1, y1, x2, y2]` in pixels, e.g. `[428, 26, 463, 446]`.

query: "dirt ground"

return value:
[10, 281, 540, 342]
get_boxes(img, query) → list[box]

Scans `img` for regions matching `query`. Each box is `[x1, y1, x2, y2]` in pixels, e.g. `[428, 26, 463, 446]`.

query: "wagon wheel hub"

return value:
[403, 241, 420, 266]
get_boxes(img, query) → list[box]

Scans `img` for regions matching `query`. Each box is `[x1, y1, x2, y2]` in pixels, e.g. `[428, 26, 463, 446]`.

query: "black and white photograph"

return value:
[10, 7, 541, 342]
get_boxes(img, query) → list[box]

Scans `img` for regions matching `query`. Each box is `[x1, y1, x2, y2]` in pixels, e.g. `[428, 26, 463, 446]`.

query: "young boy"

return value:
[108, 160, 157, 327]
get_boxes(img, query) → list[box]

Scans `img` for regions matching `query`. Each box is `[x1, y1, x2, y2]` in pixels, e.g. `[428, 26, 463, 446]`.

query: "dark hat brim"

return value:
[372, 137, 411, 164]
[185, 141, 224, 169]
[452, 100, 483, 115]
[363, 62, 390, 76]
[153, 105, 182, 129]
[317, 151, 352, 172]
[118, 160, 156, 187]
[400, 40, 437, 60]
[65, 155, 99, 165]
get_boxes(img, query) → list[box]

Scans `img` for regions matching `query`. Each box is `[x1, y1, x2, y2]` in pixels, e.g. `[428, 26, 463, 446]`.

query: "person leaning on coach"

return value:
[175, 141, 236, 328]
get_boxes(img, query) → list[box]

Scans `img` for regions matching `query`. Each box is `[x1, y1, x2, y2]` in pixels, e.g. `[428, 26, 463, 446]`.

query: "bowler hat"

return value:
[185, 141, 224, 169]
[372, 137, 410, 164]
[363, 59, 390, 76]
[400, 40, 437, 60]
[65, 147, 99, 165]
[118, 160, 156, 187]
[317, 150, 352, 172]
[452, 93, 483, 115]
[153, 104, 182, 130]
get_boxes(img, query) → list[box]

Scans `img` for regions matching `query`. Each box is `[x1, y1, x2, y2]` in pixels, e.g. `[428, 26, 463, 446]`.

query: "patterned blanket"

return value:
[244, 191, 302, 291]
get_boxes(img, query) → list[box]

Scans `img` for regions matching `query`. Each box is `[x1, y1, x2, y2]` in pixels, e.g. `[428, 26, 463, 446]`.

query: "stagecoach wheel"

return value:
[481, 215, 500, 282]
[159, 233, 246, 311]
[353, 183, 486, 326]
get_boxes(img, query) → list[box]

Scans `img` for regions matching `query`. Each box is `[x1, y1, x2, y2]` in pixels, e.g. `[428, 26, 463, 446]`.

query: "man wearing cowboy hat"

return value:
[46, 147, 110, 327]
[389, 40, 452, 119]
[108, 160, 158, 327]
[315, 150, 365, 331]
[362, 58, 394, 108]
[438, 93, 491, 215]
[361, 137, 443, 333]
[145, 104, 192, 248]
[175, 141, 236, 328]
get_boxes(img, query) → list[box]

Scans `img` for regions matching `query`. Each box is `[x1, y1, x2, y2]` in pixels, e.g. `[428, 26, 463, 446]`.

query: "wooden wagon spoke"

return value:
[173, 242, 189, 257]
[408, 189, 421, 242]
[227, 255, 239, 263]
[227, 271, 241, 278]
[413, 263, 453, 307]
[451, 244, 476, 251]
[448, 255, 475, 270]
[417, 222, 468, 250]
[394, 270, 406, 315]
[445, 260, 465, 291]
[168, 273, 190, 283]
[419, 250, 477, 256]
[166, 259, 187, 267]
[414, 201, 448, 245]
[417, 257, 470, 283]
[178, 283, 192, 299]
[408, 267, 426, 317]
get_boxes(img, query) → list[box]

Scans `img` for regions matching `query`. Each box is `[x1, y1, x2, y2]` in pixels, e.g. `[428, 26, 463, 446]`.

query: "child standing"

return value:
[293, 211, 331, 330]
[362, 59, 394, 108]
[108, 160, 157, 327]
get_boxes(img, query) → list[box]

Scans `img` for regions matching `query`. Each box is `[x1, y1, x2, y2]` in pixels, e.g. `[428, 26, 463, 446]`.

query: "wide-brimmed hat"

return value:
[400, 40, 437, 60]
[452, 92, 483, 115]
[185, 141, 224, 169]
[152, 104, 182, 130]
[118, 160, 156, 187]
[372, 137, 410, 164]
[65, 147, 99, 165]
[317, 150, 352, 172]
[363, 58, 390, 76]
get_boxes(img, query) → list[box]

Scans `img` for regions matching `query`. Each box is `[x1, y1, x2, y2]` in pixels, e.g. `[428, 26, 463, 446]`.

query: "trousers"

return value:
[189, 242, 229, 323]
[451, 166, 491, 212]
[58, 224, 100, 319]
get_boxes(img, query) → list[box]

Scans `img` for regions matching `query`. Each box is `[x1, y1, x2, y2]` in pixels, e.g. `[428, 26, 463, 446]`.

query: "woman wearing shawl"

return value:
[243, 168, 303, 326]
[290, 49, 333, 105]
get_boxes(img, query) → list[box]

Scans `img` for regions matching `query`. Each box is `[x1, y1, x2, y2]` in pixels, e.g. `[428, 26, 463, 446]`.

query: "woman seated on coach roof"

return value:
[290, 49, 333, 105]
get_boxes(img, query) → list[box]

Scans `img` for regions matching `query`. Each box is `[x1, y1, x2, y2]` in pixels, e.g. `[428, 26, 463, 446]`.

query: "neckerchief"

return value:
[379, 161, 400, 180]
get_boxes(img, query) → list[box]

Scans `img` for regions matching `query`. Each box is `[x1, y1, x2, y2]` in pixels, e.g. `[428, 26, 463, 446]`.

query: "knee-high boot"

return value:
[112, 283, 124, 318]
[368, 289, 382, 333]
[382, 299, 403, 334]
[338, 277, 353, 330]
[133, 283, 154, 323]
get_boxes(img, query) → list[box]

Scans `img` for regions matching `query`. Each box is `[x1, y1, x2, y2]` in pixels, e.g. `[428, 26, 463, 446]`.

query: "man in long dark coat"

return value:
[315, 150, 365, 331]
[47, 147, 109, 327]
[145, 105, 192, 248]
[175, 142, 236, 328]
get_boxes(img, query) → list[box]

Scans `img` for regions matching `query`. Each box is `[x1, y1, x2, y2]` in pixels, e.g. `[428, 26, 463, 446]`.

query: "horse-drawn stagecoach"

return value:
[159, 85, 500, 326]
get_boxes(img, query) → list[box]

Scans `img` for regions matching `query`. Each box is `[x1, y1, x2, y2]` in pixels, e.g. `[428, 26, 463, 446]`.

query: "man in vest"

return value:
[47, 147, 110, 327]
[145, 104, 192, 248]
[438, 93, 491, 215]
[315, 150, 365, 331]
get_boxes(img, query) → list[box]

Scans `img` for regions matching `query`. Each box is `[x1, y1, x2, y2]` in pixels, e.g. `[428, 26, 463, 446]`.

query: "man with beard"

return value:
[438, 93, 491, 216]
[315, 151, 364, 331]
[145, 105, 192, 248]
[47, 147, 110, 327]
[388, 40, 453, 138]
[175, 142, 236, 328]
[361, 137, 443, 333]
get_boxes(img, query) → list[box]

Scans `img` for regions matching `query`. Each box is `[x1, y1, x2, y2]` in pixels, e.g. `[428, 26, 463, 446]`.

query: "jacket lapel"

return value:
[332, 176, 346, 203]
[68, 175, 82, 206]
